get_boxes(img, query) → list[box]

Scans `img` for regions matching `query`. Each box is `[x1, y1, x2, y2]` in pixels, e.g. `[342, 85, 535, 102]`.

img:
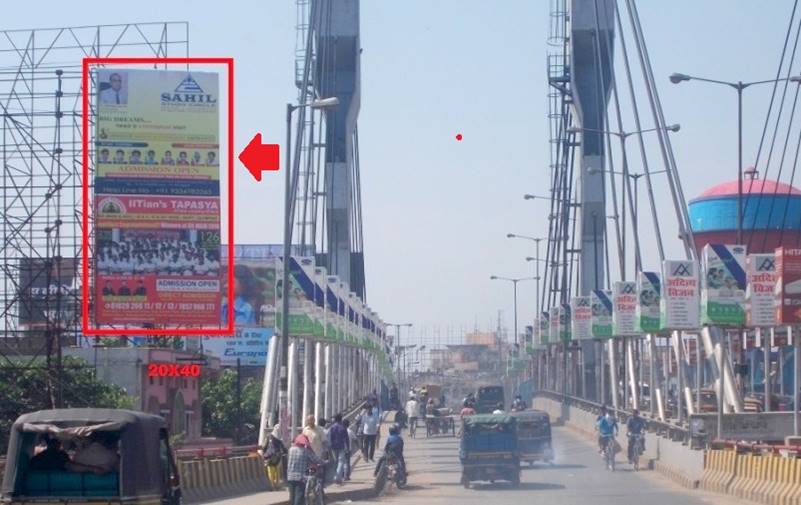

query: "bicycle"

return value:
[628, 433, 644, 471]
[601, 435, 616, 472]
[305, 464, 325, 505]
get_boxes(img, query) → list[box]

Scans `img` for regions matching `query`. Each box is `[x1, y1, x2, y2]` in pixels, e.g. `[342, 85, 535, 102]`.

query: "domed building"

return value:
[688, 167, 801, 255]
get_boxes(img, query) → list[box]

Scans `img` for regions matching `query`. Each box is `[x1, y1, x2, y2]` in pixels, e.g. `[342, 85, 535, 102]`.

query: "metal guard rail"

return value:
[535, 389, 691, 442]
[175, 399, 370, 460]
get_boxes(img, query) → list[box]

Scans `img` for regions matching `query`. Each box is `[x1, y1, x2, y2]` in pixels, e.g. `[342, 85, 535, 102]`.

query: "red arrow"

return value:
[239, 133, 280, 181]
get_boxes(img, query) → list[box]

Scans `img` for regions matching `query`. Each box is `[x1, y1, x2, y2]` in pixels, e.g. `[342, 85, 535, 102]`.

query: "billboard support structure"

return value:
[0, 22, 188, 408]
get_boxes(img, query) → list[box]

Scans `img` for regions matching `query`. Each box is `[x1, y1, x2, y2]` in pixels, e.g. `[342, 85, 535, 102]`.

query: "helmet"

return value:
[389, 423, 400, 435]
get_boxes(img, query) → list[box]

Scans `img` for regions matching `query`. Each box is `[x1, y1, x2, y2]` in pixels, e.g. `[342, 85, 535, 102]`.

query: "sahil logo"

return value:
[161, 74, 216, 104]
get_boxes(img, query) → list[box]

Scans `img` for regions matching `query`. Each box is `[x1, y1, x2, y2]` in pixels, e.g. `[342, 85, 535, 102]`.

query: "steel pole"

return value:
[280, 103, 294, 430]
[737, 84, 743, 244]
[513, 280, 519, 346]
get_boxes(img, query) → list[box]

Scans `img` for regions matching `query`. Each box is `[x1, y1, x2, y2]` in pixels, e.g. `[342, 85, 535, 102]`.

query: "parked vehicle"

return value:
[459, 414, 520, 488]
[1, 409, 181, 505]
[510, 410, 553, 466]
[475, 386, 505, 414]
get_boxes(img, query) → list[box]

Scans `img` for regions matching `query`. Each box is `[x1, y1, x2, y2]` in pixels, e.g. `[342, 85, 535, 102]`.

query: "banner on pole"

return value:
[662, 260, 700, 330]
[571, 296, 591, 340]
[549, 306, 560, 343]
[539, 311, 550, 346]
[559, 303, 572, 342]
[636, 271, 662, 333]
[701, 244, 746, 326]
[746, 253, 776, 328]
[591, 289, 613, 339]
[775, 247, 801, 325]
[613, 281, 638, 336]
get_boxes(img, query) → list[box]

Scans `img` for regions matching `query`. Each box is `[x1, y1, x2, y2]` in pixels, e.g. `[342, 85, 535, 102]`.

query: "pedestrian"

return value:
[361, 404, 380, 462]
[405, 395, 420, 433]
[263, 425, 287, 490]
[327, 413, 349, 485]
[286, 434, 322, 505]
[343, 419, 356, 480]
[302, 415, 327, 460]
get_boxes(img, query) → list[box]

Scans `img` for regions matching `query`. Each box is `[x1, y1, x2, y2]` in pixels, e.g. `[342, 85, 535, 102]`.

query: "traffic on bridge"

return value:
[1, 1, 800, 505]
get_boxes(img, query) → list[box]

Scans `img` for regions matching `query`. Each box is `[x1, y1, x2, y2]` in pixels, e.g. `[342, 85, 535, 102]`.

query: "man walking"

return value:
[327, 414, 349, 485]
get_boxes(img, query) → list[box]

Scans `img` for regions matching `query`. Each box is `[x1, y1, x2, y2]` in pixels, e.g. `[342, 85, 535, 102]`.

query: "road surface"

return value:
[338, 426, 750, 505]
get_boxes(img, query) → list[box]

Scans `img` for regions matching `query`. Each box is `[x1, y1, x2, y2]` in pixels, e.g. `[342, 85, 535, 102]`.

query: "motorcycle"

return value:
[305, 464, 325, 505]
[374, 453, 406, 492]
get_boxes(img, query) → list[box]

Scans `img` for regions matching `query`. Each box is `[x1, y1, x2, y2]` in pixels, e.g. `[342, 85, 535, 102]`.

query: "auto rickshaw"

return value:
[510, 410, 553, 466]
[459, 414, 520, 488]
[1, 409, 181, 505]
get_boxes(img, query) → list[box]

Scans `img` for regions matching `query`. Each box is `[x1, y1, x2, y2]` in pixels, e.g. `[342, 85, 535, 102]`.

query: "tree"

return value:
[201, 369, 262, 444]
[0, 355, 132, 453]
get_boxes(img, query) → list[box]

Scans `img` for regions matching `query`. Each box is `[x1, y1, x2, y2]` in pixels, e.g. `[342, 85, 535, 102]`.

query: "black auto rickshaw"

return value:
[1, 409, 181, 505]
[459, 414, 520, 488]
[475, 386, 505, 414]
[510, 410, 553, 466]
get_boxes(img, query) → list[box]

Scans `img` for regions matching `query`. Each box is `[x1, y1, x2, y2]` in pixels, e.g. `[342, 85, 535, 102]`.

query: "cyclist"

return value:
[595, 405, 608, 454]
[626, 409, 646, 464]
[597, 409, 619, 462]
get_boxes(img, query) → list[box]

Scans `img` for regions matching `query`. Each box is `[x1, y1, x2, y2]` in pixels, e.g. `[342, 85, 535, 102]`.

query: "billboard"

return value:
[202, 327, 273, 366]
[613, 281, 638, 336]
[662, 260, 700, 330]
[746, 253, 776, 328]
[220, 247, 278, 328]
[539, 311, 550, 346]
[591, 289, 613, 338]
[559, 303, 572, 342]
[94, 68, 221, 327]
[775, 247, 801, 325]
[549, 306, 560, 343]
[571, 296, 591, 340]
[18, 258, 80, 327]
[701, 244, 747, 326]
[636, 271, 662, 333]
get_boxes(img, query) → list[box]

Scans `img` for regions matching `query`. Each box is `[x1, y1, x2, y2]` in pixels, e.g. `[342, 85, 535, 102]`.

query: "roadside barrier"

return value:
[179, 454, 271, 503]
[699, 449, 736, 493]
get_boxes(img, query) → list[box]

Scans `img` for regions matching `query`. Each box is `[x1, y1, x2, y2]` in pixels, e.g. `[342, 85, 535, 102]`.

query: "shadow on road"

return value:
[530, 463, 586, 470]
[469, 482, 566, 491]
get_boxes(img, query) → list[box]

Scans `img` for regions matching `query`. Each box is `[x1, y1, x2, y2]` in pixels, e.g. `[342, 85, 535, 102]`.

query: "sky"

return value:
[2, 1, 796, 345]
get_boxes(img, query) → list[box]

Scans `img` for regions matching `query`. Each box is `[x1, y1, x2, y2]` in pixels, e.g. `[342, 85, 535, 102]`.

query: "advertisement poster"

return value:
[636, 271, 662, 333]
[613, 281, 638, 336]
[219, 247, 277, 328]
[701, 244, 747, 326]
[591, 289, 613, 338]
[202, 327, 272, 366]
[549, 306, 560, 343]
[571, 296, 592, 340]
[94, 68, 221, 326]
[662, 260, 700, 330]
[746, 253, 776, 328]
[559, 303, 572, 342]
[775, 247, 801, 325]
[524, 325, 534, 354]
[539, 311, 550, 346]
[18, 257, 80, 328]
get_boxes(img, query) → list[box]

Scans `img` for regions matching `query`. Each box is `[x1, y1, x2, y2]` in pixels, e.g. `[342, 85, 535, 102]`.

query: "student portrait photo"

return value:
[99, 72, 128, 105]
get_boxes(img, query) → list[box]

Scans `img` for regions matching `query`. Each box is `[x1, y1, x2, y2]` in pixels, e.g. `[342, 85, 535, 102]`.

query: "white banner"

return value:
[613, 281, 638, 336]
[571, 296, 592, 340]
[662, 259, 700, 330]
[549, 306, 560, 343]
[636, 271, 662, 333]
[746, 253, 776, 328]
[701, 244, 747, 326]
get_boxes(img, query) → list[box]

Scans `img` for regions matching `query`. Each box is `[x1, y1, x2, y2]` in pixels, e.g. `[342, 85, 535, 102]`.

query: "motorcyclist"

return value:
[374, 423, 406, 485]
[597, 409, 619, 457]
[626, 409, 646, 464]
[511, 394, 527, 412]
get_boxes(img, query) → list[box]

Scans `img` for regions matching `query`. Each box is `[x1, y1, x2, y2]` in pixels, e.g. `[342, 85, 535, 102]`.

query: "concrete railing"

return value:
[179, 454, 270, 503]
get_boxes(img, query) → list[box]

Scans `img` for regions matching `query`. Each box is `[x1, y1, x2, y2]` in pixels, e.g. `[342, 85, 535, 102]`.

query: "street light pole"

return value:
[490, 275, 535, 346]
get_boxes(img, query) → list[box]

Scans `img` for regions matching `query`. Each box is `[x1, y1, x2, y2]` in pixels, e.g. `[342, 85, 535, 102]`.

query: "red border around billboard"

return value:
[81, 57, 235, 336]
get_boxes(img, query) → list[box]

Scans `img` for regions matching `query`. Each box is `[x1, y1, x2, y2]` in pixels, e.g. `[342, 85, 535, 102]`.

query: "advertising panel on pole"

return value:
[18, 257, 80, 328]
[539, 311, 550, 346]
[559, 303, 572, 342]
[746, 253, 776, 328]
[524, 325, 534, 354]
[701, 244, 747, 326]
[613, 281, 638, 336]
[775, 247, 801, 325]
[201, 327, 273, 366]
[662, 260, 700, 330]
[636, 271, 662, 333]
[215, 246, 278, 328]
[94, 68, 221, 327]
[549, 306, 560, 343]
[591, 290, 613, 338]
[571, 296, 592, 340]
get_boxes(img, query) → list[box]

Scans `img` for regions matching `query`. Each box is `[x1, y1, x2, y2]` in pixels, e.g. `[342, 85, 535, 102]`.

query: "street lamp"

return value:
[523, 194, 551, 201]
[490, 275, 535, 346]
[508, 234, 545, 315]
[669, 72, 801, 243]
[280, 96, 339, 430]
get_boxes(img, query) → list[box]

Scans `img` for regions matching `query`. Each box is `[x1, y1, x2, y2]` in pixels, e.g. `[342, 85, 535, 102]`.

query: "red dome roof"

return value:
[697, 178, 801, 198]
